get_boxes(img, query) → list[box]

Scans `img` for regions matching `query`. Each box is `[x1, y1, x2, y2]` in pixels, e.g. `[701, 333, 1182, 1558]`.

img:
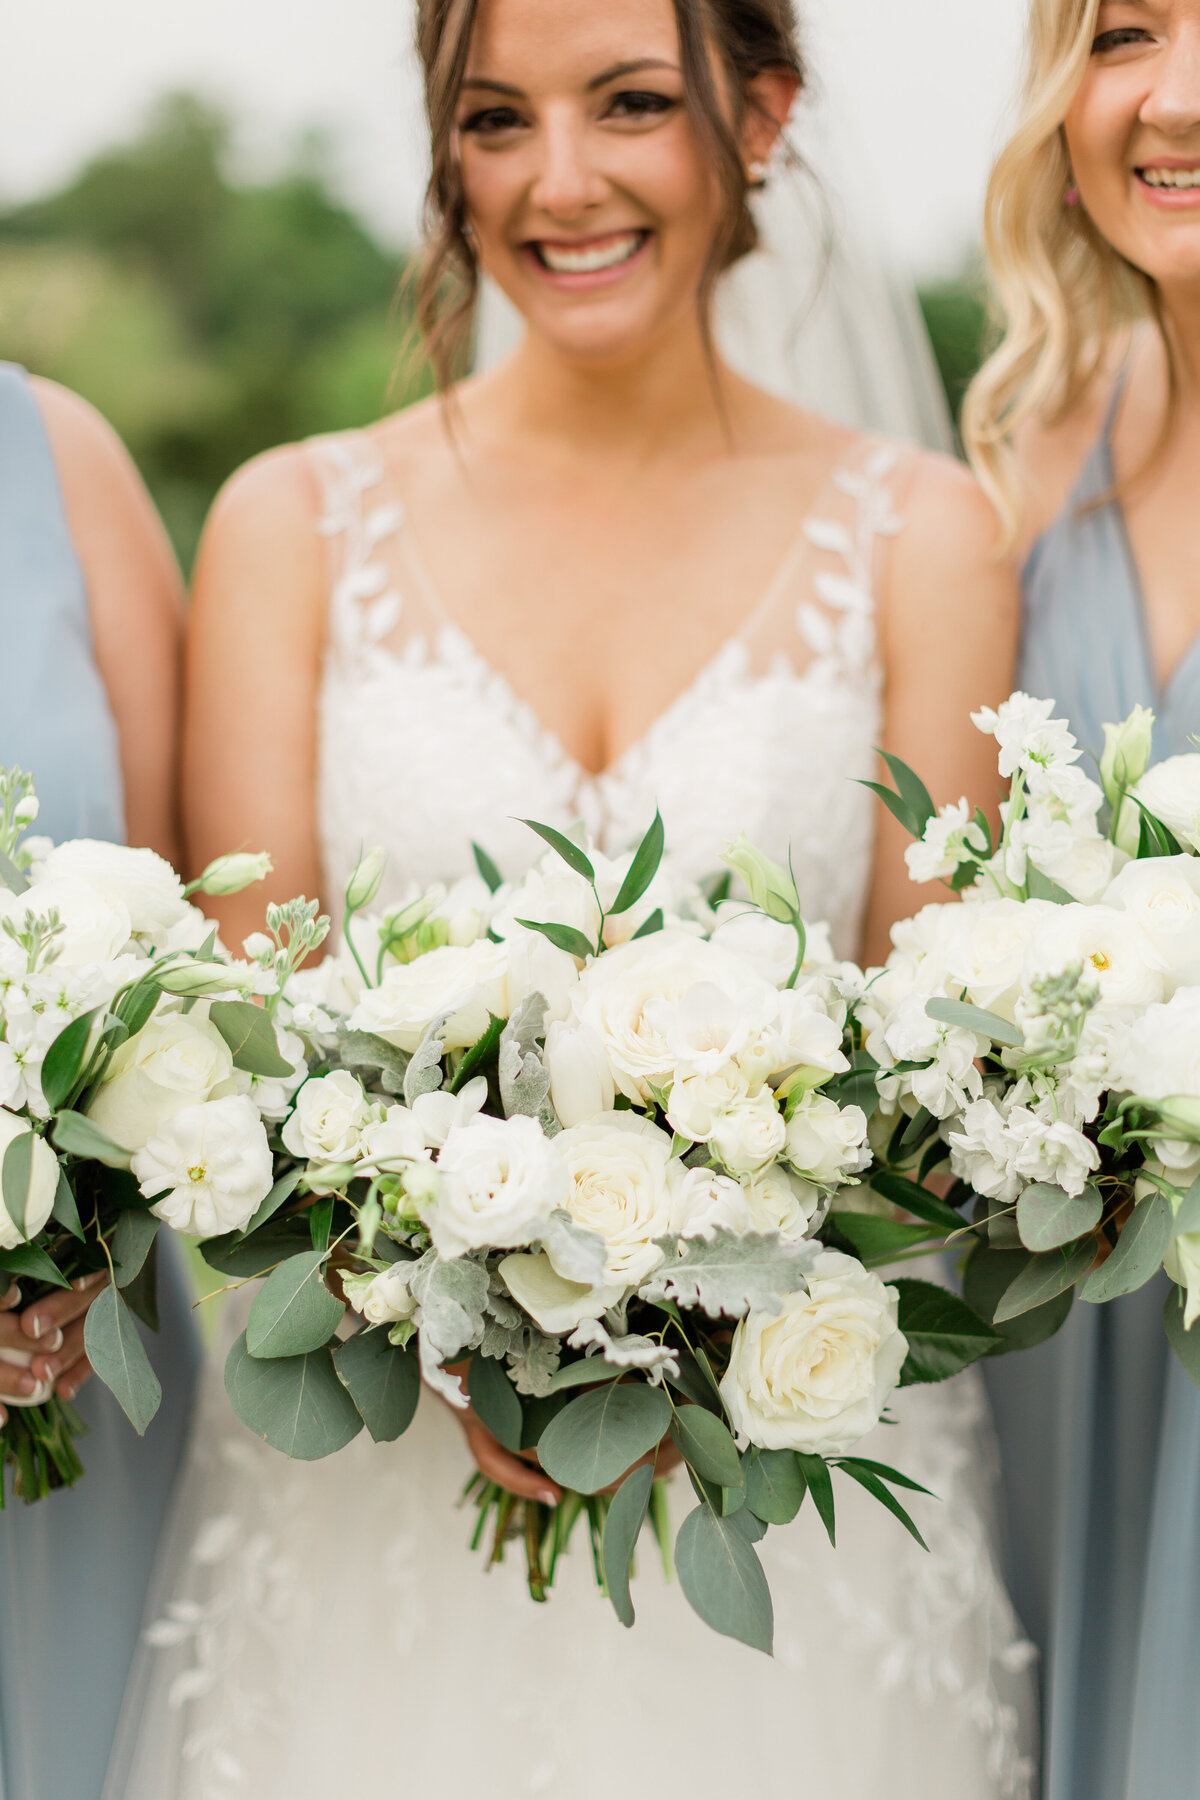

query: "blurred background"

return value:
[1, 0, 1028, 570]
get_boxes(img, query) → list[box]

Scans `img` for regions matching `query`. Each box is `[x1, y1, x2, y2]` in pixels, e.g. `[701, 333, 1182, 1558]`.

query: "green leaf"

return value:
[308, 1196, 334, 1254]
[515, 918, 595, 961]
[50, 1169, 83, 1241]
[468, 1351, 523, 1453]
[536, 1382, 672, 1494]
[879, 750, 937, 834]
[51, 1110, 132, 1170]
[867, 1170, 965, 1234]
[1164, 1287, 1200, 1390]
[333, 1330, 420, 1442]
[547, 1358, 626, 1393]
[1, 1130, 35, 1240]
[246, 1250, 345, 1359]
[225, 1332, 363, 1459]
[669, 1405, 744, 1489]
[601, 1462, 655, 1628]
[895, 1278, 1004, 1384]
[925, 997, 1024, 1049]
[838, 1462, 928, 1549]
[675, 1504, 774, 1653]
[1025, 867, 1076, 905]
[836, 1456, 933, 1496]
[632, 909, 665, 941]
[209, 1000, 292, 1078]
[744, 1448, 808, 1524]
[472, 841, 503, 895]
[0, 1243, 71, 1288]
[0, 845, 29, 894]
[962, 1243, 1075, 1352]
[831, 1212, 941, 1265]
[662, 1344, 723, 1415]
[994, 1239, 1095, 1323]
[200, 1217, 311, 1277]
[795, 1454, 836, 1545]
[1174, 1175, 1200, 1238]
[41, 1008, 102, 1114]
[860, 778, 922, 839]
[113, 975, 161, 1040]
[239, 1166, 303, 1240]
[448, 1013, 505, 1096]
[1080, 1192, 1173, 1304]
[84, 1283, 162, 1435]
[1016, 1182, 1103, 1253]
[113, 1211, 161, 1288]
[609, 811, 665, 917]
[519, 820, 596, 882]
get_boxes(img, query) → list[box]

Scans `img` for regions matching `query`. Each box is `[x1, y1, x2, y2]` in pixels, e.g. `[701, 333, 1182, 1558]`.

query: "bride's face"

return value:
[455, 0, 729, 363]
[1065, 0, 1200, 291]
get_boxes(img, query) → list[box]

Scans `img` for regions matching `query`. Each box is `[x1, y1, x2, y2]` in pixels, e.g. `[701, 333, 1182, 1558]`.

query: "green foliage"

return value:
[744, 1449, 807, 1525]
[84, 1283, 163, 1435]
[676, 1502, 774, 1653]
[468, 1349, 524, 1453]
[669, 1405, 745, 1490]
[225, 1331, 363, 1459]
[894, 1278, 1003, 1384]
[209, 999, 293, 1078]
[1164, 1288, 1200, 1390]
[536, 1382, 672, 1494]
[333, 1330, 420, 1443]
[601, 1463, 655, 1629]
[962, 1241, 1076, 1352]
[925, 997, 1024, 1049]
[1016, 1182, 1103, 1253]
[1081, 1193, 1173, 1303]
[246, 1250, 345, 1359]
[918, 273, 990, 436]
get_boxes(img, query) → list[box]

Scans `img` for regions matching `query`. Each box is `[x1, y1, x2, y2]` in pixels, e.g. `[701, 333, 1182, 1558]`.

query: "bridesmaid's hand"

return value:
[0, 1273, 107, 1420]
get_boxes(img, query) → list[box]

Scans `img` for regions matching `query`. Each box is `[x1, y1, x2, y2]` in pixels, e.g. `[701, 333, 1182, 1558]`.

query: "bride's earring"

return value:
[747, 159, 768, 189]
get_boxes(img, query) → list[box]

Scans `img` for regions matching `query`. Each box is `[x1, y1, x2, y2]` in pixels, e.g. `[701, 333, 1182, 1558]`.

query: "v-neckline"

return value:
[1100, 433, 1200, 725]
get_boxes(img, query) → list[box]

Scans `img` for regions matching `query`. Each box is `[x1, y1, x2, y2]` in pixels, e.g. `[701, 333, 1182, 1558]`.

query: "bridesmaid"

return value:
[964, 4, 1200, 1797]
[0, 365, 202, 1800]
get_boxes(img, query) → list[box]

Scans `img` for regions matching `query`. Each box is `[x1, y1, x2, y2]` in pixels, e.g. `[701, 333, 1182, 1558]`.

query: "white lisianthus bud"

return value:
[193, 852, 274, 898]
[13, 797, 39, 828]
[720, 834, 799, 924]
[1100, 705, 1155, 812]
[0, 1109, 59, 1249]
[155, 961, 255, 998]
[345, 847, 387, 913]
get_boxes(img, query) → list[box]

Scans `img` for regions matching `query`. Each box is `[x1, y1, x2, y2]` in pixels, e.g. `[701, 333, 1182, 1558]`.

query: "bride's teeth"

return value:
[1143, 167, 1200, 189]
[538, 233, 643, 274]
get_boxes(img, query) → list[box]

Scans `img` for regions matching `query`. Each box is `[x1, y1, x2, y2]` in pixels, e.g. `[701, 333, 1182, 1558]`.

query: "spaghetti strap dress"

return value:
[0, 363, 202, 1800]
[987, 369, 1200, 1800]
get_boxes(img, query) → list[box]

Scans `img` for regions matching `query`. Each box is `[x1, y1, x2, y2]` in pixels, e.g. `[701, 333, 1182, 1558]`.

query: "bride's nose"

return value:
[1140, 23, 1200, 136]
[528, 111, 608, 220]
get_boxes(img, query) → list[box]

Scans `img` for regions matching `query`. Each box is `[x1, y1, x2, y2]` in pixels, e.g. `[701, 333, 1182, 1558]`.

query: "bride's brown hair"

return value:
[413, 0, 804, 388]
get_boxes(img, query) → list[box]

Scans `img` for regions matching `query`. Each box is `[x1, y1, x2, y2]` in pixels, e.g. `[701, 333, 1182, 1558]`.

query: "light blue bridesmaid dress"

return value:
[0, 364, 201, 1800]
[987, 371, 1200, 1800]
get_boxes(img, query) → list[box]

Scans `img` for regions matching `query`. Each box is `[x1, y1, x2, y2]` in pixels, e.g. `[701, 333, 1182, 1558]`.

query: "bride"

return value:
[108, 0, 1036, 1794]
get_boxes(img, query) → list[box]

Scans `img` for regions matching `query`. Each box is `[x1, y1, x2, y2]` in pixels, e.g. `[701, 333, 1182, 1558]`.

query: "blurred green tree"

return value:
[0, 94, 431, 567]
[918, 270, 991, 441]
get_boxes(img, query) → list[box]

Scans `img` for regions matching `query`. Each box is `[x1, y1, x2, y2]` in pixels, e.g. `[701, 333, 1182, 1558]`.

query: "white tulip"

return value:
[544, 1021, 615, 1129]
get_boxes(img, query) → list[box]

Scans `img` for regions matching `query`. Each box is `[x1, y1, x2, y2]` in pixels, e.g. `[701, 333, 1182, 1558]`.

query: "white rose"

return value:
[666, 1065, 752, 1142]
[0, 1109, 59, 1249]
[87, 1009, 236, 1153]
[345, 1262, 418, 1326]
[281, 1071, 378, 1166]
[1112, 988, 1200, 1172]
[503, 931, 580, 1026]
[669, 1166, 752, 1239]
[554, 1113, 676, 1293]
[39, 840, 189, 938]
[359, 1104, 430, 1169]
[134, 1094, 274, 1236]
[428, 1113, 567, 1259]
[942, 898, 1053, 1017]
[645, 980, 774, 1083]
[720, 1248, 908, 1455]
[740, 1163, 820, 1240]
[710, 1089, 788, 1175]
[544, 1021, 615, 1129]
[1104, 856, 1200, 991]
[1130, 755, 1200, 854]
[0, 878, 131, 968]
[349, 940, 509, 1054]
[785, 1092, 871, 1187]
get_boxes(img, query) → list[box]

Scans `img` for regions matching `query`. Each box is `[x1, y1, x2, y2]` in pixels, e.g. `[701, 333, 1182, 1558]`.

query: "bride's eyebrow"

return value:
[461, 59, 680, 100]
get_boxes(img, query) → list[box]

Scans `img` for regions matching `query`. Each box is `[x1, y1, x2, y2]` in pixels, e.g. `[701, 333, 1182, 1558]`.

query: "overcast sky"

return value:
[1, 0, 1028, 277]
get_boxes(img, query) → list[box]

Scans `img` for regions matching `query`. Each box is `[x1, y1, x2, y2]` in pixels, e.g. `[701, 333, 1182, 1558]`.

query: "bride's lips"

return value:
[521, 229, 652, 289]
[1135, 159, 1200, 209]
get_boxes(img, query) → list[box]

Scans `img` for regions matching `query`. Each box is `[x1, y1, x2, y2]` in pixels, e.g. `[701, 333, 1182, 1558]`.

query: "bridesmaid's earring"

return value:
[1064, 182, 1081, 208]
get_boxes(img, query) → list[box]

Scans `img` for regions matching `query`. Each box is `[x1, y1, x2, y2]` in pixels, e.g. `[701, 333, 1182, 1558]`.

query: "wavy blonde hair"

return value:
[963, 0, 1160, 539]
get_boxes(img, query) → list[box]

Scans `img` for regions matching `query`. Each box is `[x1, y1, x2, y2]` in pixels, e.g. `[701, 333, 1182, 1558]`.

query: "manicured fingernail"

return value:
[3, 1284, 19, 1308]
[41, 1328, 63, 1354]
[18, 1372, 36, 1396]
[539, 1489, 557, 1506]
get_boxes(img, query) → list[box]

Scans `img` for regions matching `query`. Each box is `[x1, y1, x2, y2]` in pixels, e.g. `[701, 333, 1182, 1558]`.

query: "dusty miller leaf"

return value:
[641, 1229, 813, 1319]
[403, 1012, 449, 1109]
[543, 1208, 608, 1288]
[408, 1250, 489, 1369]
[337, 1029, 411, 1098]
[567, 1316, 680, 1385]
[498, 993, 554, 1125]
[507, 1327, 562, 1396]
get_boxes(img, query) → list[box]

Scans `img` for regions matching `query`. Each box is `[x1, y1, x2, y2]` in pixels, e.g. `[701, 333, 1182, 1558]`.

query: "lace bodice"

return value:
[311, 430, 903, 956]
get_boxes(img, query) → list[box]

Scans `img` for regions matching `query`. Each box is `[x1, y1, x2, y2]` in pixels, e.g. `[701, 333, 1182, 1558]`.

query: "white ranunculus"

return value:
[0, 878, 132, 968]
[1130, 755, 1200, 854]
[428, 1113, 567, 1260]
[740, 1163, 820, 1239]
[349, 940, 509, 1054]
[39, 840, 189, 938]
[1104, 856, 1200, 991]
[135, 1095, 274, 1236]
[554, 1113, 677, 1296]
[87, 1009, 236, 1153]
[0, 1109, 60, 1249]
[784, 1092, 870, 1187]
[720, 1248, 908, 1455]
[498, 1251, 610, 1336]
[710, 1089, 788, 1176]
[1022, 904, 1167, 1014]
[666, 1065, 752, 1143]
[281, 1071, 379, 1166]
[344, 1262, 418, 1327]
[668, 1166, 753, 1239]
[544, 1021, 615, 1129]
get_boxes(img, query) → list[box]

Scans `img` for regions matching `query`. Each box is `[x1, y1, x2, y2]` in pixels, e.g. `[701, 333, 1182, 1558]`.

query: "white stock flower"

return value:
[428, 1113, 566, 1259]
[544, 1021, 615, 1129]
[720, 1248, 908, 1455]
[88, 1009, 237, 1153]
[0, 1109, 59, 1249]
[135, 1095, 273, 1236]
[39, 840, 189, 939]
[552, 1113, 676, 1295]
[972, 693, 1081, 779]
[281, 1070, 378, 1167]
[0, 878, 131, 968]
[1130, 755, 1200, 854]
[784, 1092, 870, 1187]
[1104, 856, 1200, 991]
[668, 1166, 753, 1239]
[710, 1089, 788, 1176]
[947, 1097, 1022, 1204]
[906, 799, 988, 885]
[1005, 1107, 1100, 1198]
[349, 939, 509, 1054]
[881, 991, 984, 1120]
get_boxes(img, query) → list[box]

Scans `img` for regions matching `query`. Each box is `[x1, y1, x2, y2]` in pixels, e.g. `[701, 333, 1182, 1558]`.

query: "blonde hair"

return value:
[963, 0, 1159, 539]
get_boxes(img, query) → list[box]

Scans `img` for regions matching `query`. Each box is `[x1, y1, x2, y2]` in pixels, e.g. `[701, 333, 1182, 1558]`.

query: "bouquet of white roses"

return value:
[214, 815, 1006, 1651]
[861, 694, 1200, 1380]
[0, 766, 324, 1502]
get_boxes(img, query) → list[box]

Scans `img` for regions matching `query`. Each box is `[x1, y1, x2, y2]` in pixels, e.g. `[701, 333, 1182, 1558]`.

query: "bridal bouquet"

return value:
[216, 815, 1006, 1652]
[862, 694, 1200, 1378]
[0, 765, 321, 1502]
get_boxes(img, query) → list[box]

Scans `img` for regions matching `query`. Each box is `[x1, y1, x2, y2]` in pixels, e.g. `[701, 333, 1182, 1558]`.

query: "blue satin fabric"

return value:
[0, 364, 201, 1800]
[988, 376, 1200, 1799]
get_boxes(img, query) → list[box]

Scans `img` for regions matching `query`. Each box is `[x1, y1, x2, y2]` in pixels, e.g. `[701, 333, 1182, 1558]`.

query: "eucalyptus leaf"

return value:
[1164, 1288, 1200, 1390]
[536, 1382, 672, 1494]
[601, 1462, 654, 1629]
[744, 1448, 808, 1525]
[795, 1454, 836, 1545]
[925, 997, 1023, 1049]
[51, 1110, 132, 1171]
[1016, 1182, 1103, 1253]
[0, 845, 29, 894]
[113, 1211, 161, 1288]
[209, 1000, 292, 1078]
[246, 1250, 345, 1359]
[1, 1130, 35, 1241]
[41, 1008, 101, 1114]
[669, 1405, 744, 1489]
[50, 1169, 83, 1241]
[468, 1350, 524, 1453]
[239, 1167, 303, 1240]
[895, 1278, 1003, 1384]
[962, 1243, 1075, 1351]
[675, 1504, 774, 1654]
[84, 1283, 162, 1435]
[225, 1332, 363, 1459]
[547, 1358, 626, 1392]
[519, 819, 596, 882]
[1174, 1175, 1200, 1238]
[994, 1239, 1095, 1323]
[1081, 1193, 1172, 1304]
[642, 1229, 812, 1319]
[609, 811, 664, 917]
[333, 1330, 419, 1442]
[0, 1243, 71, 1288]
[200, 1218, 310, 1278]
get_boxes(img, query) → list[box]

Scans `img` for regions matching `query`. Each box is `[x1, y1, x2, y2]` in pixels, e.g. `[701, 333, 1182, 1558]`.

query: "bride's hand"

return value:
[0, 1273, 107, 1419]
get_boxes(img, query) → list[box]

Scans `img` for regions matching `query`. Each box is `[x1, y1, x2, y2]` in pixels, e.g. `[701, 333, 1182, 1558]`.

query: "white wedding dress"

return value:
[106, 431, 1038, 1800]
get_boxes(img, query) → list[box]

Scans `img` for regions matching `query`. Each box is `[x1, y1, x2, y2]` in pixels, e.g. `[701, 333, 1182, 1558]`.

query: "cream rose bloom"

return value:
[740, 1163, 819, 1240]
[344, 1262, 418, 1327]
[87, 1009, 237, 1153]
[428, 1113, 567, 1260]
[349, 940, 509, 1054]
[1129, 755, 1200, 854]
[39, 840, 189, 938]
[720, 1248, 908, 1455]
[282, 1070, 379, 1166]
[553, 1113, 676, 1294]
[785, 1092, 871, 1187]
[668, 1166, 752, 1239]
[0, 1109, 59, 1249]
[710, 1089, 788, 1175]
